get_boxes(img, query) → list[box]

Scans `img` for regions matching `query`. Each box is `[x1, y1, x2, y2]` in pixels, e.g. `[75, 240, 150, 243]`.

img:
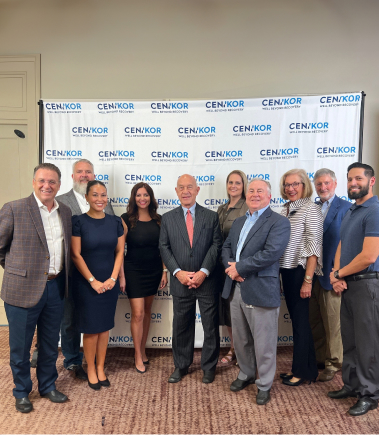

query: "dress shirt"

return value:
[173, 203, 209, 277]
[33, 192, 64, 274]
[320, 194, 335, 219]
[236, 205, 269, 262]
[73, 189, 90, 214]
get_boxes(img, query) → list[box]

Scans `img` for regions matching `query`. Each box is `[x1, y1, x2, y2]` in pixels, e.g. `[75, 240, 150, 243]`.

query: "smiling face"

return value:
[314, 174, 337, 203]
[135, 187, 150, 210]
[85, 183, 108, 212]
[246, 180, 271, 213]
[33, 168, 61, 208]
[347, 167, 375, 204]
[175, 174, 200, 208]
[283, 174, 304, 202]
[72, 161, 95, 195]
[227, 173, 244, 200]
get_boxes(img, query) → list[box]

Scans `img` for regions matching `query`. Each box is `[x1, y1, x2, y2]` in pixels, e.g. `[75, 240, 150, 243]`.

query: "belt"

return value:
[345, 272, 379, 282]
[47, 271, 63, 281]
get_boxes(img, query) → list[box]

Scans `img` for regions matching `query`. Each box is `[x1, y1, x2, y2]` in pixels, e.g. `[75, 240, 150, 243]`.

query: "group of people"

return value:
[1, 159, 378, 418]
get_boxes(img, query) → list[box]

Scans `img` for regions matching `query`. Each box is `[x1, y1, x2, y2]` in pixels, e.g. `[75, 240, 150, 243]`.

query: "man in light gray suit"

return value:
[32, 159, 114, 380]
[159, 174, 223, 384]
[222, 179, 290, 405]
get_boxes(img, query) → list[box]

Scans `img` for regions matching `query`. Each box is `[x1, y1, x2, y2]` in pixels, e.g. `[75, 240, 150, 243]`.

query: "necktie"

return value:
[186, 209, 193, 247]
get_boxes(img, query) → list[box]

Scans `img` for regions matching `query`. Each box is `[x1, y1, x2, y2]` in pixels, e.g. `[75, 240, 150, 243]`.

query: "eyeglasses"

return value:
[315, 181, 331, 188]
[34, 178, 59, 186]
[283, 182, 304, 190]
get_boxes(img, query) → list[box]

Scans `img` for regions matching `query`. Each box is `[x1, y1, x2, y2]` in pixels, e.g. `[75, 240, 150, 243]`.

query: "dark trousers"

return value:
[5, 274, 65, 398]
[172, 291, 220, 372]
[60, 277, 83, 369]
[281, 266, 318, 380]
[341, 278, 379, 399]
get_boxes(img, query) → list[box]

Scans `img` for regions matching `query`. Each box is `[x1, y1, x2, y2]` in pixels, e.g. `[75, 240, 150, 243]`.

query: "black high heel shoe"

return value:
[280, 373, 293, 380]
[88, 380, 101, 390]
[99, 378, 110, 387]
[282, 377, 314, 387]
[135, 359, 146, 374]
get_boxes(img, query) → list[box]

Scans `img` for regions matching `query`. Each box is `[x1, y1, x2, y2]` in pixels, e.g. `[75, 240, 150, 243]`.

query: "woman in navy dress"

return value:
[121, 183, 167, 374]
[71, 180, 125, 390]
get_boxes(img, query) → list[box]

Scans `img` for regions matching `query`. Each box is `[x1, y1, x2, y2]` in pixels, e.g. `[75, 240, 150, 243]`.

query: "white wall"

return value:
[1, 0, 378, 177]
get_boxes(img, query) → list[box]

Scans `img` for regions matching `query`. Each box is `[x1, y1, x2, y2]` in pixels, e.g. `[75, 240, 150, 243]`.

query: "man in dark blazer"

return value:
[53, 159, 114, 381]
[159, 174, 223, 384]
[0, 163, 72, 413]
[222, 179, 290, 405]
[310, 168, 351, 382]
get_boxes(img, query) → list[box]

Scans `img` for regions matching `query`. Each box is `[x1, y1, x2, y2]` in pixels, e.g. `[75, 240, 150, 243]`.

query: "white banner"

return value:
[44, 93, 362, 347]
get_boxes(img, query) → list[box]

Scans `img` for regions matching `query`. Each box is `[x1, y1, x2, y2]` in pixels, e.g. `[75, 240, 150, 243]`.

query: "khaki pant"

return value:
[309, 279, 343, 370]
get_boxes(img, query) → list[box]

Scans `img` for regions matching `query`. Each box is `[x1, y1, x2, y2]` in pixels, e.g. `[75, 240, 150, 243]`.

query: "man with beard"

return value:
[32, 159, 115, 380]
[329, 162, 379, 416]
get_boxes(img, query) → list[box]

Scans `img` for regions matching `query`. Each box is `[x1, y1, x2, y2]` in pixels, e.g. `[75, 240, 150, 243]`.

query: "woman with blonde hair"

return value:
[217, 170, 249, 365]
[279, 169, 323, 386]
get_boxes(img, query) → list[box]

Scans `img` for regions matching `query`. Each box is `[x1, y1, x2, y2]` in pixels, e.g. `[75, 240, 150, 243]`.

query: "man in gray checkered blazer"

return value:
[0, 163, 72, 413]
[159, 174, 223, 384]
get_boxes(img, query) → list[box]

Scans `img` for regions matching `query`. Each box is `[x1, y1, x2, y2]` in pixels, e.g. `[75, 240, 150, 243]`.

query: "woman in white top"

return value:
[279, 169, 323, 386]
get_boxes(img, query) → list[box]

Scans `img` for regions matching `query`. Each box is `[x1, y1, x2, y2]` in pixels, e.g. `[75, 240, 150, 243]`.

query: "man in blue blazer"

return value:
[222, 179, 290, 405]
[310, 168, 351, 382]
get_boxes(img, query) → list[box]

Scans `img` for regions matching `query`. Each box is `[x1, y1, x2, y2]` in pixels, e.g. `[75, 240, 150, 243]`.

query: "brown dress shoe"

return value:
[318, 368, 337, 382]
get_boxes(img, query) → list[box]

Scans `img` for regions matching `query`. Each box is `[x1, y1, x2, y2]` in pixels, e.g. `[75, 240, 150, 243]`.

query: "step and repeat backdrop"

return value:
[43, 93, 362, 347]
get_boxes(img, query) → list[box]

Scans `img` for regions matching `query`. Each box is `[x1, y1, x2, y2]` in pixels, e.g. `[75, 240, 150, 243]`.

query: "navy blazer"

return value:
[159, 203, 223, 297]
[317, 196, 351, 290]
[222, 207, 290, 308]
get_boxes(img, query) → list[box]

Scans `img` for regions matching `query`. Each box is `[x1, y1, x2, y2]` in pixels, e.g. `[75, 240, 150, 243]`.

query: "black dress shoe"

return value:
[282, 377, 311, 387]
[202, 370, 216, 384]
[72, 365, 88, 381]
[168, 367, 188, 383]
[41, 389, 68, 403]
[349, 397, 378, 416]
[256, 388, 271, 405]
[15, 397, 33, 413]
[279, 373, 293, 380]
[88, 380, 101, 390]
[230, 378, 255, 392]
[143, 360, 149, 365]
[328, 386, 357, 400]
[99, 378, 110, 387]
[317, 362, 326, 370]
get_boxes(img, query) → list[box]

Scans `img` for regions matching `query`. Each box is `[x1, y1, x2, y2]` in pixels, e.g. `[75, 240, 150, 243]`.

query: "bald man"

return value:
[159, 175, 223, 384]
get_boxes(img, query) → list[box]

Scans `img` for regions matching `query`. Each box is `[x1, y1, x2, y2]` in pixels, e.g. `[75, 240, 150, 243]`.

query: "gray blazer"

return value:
[222, 207, 290, 308]
[0, 194, 72, 308]
[56, 188, 114, 216]
[159, 203, 223, 296]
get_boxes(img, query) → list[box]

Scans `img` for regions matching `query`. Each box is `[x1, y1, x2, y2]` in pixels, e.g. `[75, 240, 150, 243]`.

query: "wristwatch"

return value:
[110, 277, 116, 282]
[305, 275, 312, 281]
[334, 270, 340, 279]
[88, 276, 95, 283]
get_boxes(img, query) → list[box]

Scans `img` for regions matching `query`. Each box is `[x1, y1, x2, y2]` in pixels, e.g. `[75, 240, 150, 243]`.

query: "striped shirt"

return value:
[279, 197, 323, 275]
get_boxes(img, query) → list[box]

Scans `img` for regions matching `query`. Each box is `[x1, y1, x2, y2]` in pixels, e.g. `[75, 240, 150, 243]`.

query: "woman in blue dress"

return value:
[71, 180, 126, 390]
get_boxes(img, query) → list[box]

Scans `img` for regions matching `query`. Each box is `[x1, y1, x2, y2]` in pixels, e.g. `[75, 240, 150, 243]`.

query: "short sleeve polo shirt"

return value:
[340, 195, 379, 272]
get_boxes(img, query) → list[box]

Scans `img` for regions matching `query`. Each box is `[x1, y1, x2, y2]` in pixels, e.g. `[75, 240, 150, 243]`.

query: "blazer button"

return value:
[44, 272, 48, 275]
[46, 256, 50, 260]
[190, 253, 193, 257]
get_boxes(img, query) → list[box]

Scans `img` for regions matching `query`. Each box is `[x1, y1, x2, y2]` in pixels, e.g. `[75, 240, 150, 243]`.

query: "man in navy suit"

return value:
[310, 168, 351, 382]
[159, 174, 223, 384]
[222, 179, 290, 405]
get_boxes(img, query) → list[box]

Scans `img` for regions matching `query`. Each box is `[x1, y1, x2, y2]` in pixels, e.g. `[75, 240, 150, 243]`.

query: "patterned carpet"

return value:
[0, 326, 378, 434]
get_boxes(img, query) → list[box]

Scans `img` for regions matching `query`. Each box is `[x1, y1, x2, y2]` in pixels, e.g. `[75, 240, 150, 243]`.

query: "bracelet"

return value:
[110, 277, 116, 282]
[303, 279, 312, 284]
[163, 268, 168, 273]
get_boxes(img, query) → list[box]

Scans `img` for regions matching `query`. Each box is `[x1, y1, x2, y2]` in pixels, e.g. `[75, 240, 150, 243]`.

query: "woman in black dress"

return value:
[71, 181, 126, 390]
[121, 183, 167, 374]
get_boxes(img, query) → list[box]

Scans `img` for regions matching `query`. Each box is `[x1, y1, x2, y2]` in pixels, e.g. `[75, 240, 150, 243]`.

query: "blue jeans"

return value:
[5, 274, 65, 398]
[60, 278, 83, 368]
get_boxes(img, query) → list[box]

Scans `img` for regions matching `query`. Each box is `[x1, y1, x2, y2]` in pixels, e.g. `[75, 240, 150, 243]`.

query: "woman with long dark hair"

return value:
[71, 180, 125, 390]
[121, 183, 167, 373]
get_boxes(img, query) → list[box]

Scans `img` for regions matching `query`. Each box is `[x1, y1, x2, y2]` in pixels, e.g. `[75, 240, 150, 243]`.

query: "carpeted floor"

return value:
[0, 327, 378, 434]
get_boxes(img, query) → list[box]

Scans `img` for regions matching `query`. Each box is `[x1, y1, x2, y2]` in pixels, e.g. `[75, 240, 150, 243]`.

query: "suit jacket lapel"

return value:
[58, 207, 70, 258]
[192, 203, 205, 248]
[241, 208, 271, 252]
[27, 194, 48, 251]
[323, 197, 339, 233]
[174, 207, 191, 248]
[67, 189, 82, 216]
